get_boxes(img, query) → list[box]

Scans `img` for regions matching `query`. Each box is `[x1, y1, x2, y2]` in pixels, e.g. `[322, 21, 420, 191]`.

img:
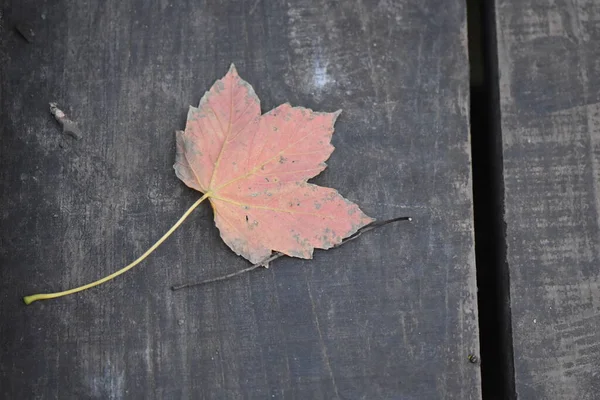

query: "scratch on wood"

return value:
[15, 24, 35, 43]
[586, 103, 600, 260]
[249, 0, 261, 15]
[356, 0, 380, 97]
[305, 278, 340, 399]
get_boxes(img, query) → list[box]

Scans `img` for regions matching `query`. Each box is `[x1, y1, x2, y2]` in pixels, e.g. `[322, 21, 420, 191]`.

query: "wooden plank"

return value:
[496, 0, 600, 398]
[0, 1, 479, 398]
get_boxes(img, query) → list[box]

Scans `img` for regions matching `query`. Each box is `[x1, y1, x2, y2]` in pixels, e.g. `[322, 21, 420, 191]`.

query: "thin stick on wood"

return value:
[171, 216, 412, 291]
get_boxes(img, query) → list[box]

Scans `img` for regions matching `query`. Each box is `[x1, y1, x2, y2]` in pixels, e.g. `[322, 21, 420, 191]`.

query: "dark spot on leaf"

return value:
[279, 155, 287, 164]
[265, 177, 270, 182]
[245, 215, 249, 222]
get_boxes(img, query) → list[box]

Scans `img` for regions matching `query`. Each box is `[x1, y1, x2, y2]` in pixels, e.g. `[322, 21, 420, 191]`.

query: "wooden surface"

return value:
[0, 1, 479, 398]
[496, 0, 600, 398]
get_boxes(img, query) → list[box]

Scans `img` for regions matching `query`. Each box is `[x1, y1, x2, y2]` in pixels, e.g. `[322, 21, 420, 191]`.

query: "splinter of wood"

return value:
[49, 102, 82, 139]
[171, 216, 412, 291]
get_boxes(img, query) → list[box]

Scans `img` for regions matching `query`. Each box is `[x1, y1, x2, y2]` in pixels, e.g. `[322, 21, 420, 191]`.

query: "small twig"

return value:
[171, 216, 412, 291]
[171, 264, 262, 291]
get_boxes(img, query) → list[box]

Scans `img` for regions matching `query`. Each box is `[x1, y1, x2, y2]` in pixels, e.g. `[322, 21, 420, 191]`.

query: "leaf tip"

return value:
[331, 109, 343, 125]
[228, 63, 238, 75]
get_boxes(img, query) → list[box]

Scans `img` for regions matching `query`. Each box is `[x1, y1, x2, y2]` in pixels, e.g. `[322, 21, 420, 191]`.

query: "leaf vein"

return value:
[212, 196, 336, 218]
[214, 120, 329, 192]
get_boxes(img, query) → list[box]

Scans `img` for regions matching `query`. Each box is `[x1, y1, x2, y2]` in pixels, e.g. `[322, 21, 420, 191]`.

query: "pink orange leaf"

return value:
[175, 64, 373, 264]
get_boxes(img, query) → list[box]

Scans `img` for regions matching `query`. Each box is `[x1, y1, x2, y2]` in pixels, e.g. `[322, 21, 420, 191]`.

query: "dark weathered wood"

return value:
[496, 1, 600, 398]
[1, 1, 478, 398]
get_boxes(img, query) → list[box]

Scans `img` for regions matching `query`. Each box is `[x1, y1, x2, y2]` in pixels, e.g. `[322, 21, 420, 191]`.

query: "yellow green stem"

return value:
[23, 193, 211, 305]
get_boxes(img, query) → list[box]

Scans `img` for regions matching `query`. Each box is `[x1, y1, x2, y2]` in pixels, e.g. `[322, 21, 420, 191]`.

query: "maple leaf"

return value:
[174, 64, 373, 264]
[23, 65, 375, 305]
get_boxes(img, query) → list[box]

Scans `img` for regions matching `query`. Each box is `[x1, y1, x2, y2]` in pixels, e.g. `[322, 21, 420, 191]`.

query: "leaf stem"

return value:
[171, 215, 412, 291]
[23, 193, 211, 305]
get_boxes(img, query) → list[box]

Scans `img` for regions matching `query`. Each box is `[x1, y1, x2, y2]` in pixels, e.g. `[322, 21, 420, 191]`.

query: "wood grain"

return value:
[496, 0, 600, 398]
[0, 1, 479, 398]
